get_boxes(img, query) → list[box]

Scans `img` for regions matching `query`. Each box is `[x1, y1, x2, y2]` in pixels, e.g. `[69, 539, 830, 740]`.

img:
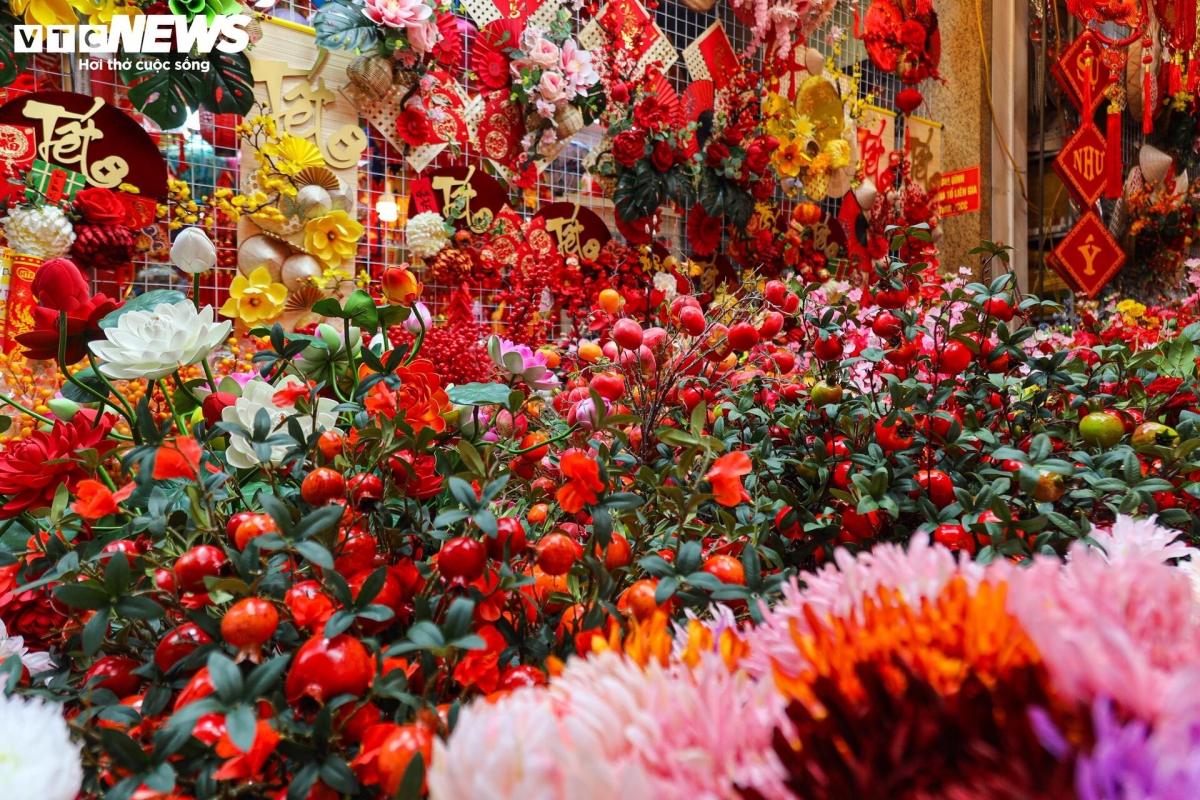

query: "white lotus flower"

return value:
[89, 302, 232, 381]
[0, 620, 52, 675]
[222, 376, 338, 470]
[170, 227, 218, 275]
[0, 694, 82, 800]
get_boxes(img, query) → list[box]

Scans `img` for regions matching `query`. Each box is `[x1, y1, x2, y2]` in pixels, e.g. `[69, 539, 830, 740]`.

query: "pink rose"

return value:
[407, 18, 439, 54]
[538, 70, 566, 103]
[362, 0, 431, 29]
[527, 37, 560, 70]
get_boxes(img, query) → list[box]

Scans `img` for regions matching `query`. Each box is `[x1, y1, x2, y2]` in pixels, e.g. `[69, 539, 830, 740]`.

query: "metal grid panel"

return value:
[4, 1, 919, 330]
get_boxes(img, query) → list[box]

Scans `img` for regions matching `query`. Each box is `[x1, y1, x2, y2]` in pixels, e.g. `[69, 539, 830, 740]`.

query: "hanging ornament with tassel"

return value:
[1152, 0, 1197, 99]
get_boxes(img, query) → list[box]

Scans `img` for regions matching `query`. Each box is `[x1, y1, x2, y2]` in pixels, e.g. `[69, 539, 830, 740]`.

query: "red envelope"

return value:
[119, 192, 158, 229]
[476, 89, 525, 172]
[424, 70, 470, 146]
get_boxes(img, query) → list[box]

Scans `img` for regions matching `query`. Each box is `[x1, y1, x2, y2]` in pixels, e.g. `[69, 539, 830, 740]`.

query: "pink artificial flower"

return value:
[559, 39, 598, 97]
[362, 0, 432, 30]
[538, 70, 566, 103]
[407, 18, 440, 53]
[527, 37, 560, 70]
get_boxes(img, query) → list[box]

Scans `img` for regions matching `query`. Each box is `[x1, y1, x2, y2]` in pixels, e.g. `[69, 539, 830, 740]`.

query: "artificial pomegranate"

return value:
[84, 655, 143, 698]
[221, 597, 280, 663]
[487, 517, 528, 560]
[1079, 411, 1125, 448]
[536, 532, 577, 576]
[701, 554, 745, 585]
[174, 545, 226, 594]
[932, 341, 972, 374]
[813, 335, 843, 361]
[348, 473, 384, 508]
[439, 537, 487, 585]
[285, 632, 374, 707]
[1132, 422, 1179, 449]
[727, 322, 760, 352]
[810, 381, 843, 407]
[301, 467, 346, 506]
[154, 623, 212, 673]
[611, 318, 644, 350]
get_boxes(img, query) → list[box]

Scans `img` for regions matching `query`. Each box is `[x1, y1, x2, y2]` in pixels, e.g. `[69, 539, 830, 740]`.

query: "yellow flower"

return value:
[305, 210, 364, 270]
[762, 93, 789, 117]
[11, 0, 86, 25]
[219, 267, 288, 325]
[825, 138, 852, 169]
[773, 140, 807, 179]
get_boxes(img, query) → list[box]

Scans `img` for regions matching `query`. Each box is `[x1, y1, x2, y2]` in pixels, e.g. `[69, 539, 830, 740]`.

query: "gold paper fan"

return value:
[295, 167, 340, 191]
[276, 135, 326, 171]
[796, 75, 844, 148]
[286, 285, 329, 313]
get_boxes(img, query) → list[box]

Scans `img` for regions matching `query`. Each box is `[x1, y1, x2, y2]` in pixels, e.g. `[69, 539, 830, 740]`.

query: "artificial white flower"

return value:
[170, 227, 218, 275]
[1, 205, 75, 260]
[652, 270, 678, 303]
[0, 694, 82, 800]
[0, 620, 52, 675]
[89, 302, 232, 381]
[405, 211, 451, 260]
[222, 376, 338, 470]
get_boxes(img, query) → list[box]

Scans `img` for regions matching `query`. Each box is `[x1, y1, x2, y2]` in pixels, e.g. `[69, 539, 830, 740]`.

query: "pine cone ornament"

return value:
[1, 205, 76, 260]
[71, 223, 135, 271]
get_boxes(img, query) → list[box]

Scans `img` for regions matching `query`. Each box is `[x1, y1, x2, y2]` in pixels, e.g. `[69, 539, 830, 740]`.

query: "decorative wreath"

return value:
[859, 0, 942, 86]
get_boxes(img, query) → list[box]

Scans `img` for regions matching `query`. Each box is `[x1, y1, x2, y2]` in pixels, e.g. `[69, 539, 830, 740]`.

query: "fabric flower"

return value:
[405, 212, 451, 259]
[219, 267, 288, 326]
[363, 359, 450, 434]
[0, 619, 53, 676]
[473, 49, 511, 89]
[70, 479, 117, 520]
[687, 204, 722, 257]
[556, 449, 604, 513]
[633, 95, 670, 130]
[362, 0, 431, 30]
[612, 130, 647, 169]
[222, 376, 338, 470]
[538, 70, 567, 103]
[152, 436, 203, 481]
[213, 720, 280, 782]
[10, 0, 84, 26]
[73, 187, 126, 225]
[488, 336, 559, 391]
[90, 301, 231, 380]
[31, 258, 90, 313]
[397, 107, 434, 147]
[171, 227, 218, 275]
[304, 210, 365, 270]
[650, 140, 675, 172]
[706, 451, 753, 507]
[16, 292, 120, 365]
[559, 39, 598, 97]
[0, 413, 115, 519]
[407, 18, 440, 54]
[0, 694, 83, 800]
[527, 37, 560, 69]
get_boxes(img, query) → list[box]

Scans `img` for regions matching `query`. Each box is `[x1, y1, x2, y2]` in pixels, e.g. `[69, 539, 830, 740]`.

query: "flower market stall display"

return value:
[3, 224, 1200, 797]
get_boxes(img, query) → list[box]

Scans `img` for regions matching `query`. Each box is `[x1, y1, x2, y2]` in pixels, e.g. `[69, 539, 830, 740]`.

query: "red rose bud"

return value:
[31, 257, 90, 313]
[381, 264, 423, 306]
[202, 392, 237, 427]
[611, 81, 630, 103]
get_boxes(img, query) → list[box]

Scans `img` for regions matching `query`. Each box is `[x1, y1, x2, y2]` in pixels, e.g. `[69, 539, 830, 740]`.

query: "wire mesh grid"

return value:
[3, 1, 919, 334]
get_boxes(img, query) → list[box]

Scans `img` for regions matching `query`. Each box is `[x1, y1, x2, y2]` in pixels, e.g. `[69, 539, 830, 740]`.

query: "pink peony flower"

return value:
[362, 0, 431, 30]
[560, 39, 598, 97]
[527, 37, 560, 69]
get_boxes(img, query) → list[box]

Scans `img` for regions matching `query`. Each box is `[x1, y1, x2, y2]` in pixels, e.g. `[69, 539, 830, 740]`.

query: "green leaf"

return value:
[225, 703, 258, 754]
[342, 289, 380, 334]
[313, 2, 379, 51]
[201, 50, 255, 116]
[61, 367, 113, 403]
[54, 582, 111, 610]
[120, 54, 205, 130]
[0, 12, 30, 88]
[396, 753, 426, 800]
[1161, 335, 1198, 379]
[82, 607, 111, 657]
[99, 290, 188, 330]
[311, 298, 343, 318]
[207, 652, 244, 705]
[447, 383, 512, 407]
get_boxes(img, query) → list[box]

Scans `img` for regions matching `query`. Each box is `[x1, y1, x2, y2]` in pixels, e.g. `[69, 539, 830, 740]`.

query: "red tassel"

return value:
[1189, 56, 1199, 93]
[1143, 67, 1154, 135]
[1107, 101, 1124, 198]
[1082, 56, 1093, 113]
[1170, 57, 1182, 96]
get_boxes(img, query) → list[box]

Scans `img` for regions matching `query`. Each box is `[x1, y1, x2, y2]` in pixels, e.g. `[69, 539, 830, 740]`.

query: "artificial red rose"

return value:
[633, 95, 669, 130]
[687, 203, 722, 256]
[650, 139, 676, 171]
[472, 48, 510, 90]
[392, 451, 444, 499]
[0, 568, 69, 649]
[202, 391, 238, 427]
[364, 358, 450, 433]
[397, 107, 433, 147]
[612, 130, 647, 169]
[705, 141, 730, 168]
[611, 81, 630, 103]
[74, 187, 126, 225]
[745, 138, 773, 174]
[16, 292, 119, 364]
[899, 19, 928, 47]
[0, 413, 116, 518]
[614, 206, 657, 245]
[31, 257, 90, 313]
[1145, 377, 1185, 396]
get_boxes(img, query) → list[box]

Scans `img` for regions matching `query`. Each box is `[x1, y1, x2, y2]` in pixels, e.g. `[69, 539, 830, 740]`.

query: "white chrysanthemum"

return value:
[0, 694, 82, 800]
[2, 205, 75, 260]
[89, 302, 232, 381]
[405, 211, 450, 259]
[222, 376, 338, 470]
[0, 620, 52, 675]
[652, 271, 678, 302]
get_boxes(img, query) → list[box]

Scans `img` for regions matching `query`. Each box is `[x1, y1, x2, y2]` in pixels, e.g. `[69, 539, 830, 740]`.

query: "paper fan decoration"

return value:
[858, 0, 941, 86]
[471, 18, 524, 91]
[680, 80, 715, 158]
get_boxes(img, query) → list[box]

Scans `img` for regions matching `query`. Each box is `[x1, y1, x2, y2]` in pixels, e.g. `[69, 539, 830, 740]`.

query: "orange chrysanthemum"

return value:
[363, 359, 450, 434]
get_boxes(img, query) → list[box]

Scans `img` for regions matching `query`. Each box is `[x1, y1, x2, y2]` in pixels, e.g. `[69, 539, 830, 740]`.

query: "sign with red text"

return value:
[936, 165, 981, 218]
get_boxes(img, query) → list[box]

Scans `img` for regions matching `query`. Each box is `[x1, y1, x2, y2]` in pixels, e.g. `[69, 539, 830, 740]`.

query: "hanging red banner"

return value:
[1052, 31, 1116, 115]
[1053, 121, 1108, 205]
[1052, 211, 1125, 298]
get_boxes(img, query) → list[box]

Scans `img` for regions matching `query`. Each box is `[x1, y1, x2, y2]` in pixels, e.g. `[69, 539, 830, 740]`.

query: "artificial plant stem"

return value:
[157, 380, 188, 435]
[57, 313, 132, 425]
[201, 356, 219, 393]
[192, 273, 202, 312]
[0, 392, 53, 425]
[172, 371, 203, 408]
[404, 304, 427, 366]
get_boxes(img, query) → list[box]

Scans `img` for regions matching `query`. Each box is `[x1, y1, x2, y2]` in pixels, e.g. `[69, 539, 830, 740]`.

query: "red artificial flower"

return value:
[285, 581, 335, 630]
[452, 623, 507, 693]
[392, 451, 444, 499]
[363, 359, 450, 433]
[705, 142, 731, 168]
[633, 95, 670, 130]
[898, 19, 928, 46]
[433, 12, 464, 70]
[397, 108, 433, 147]
[1144, 377, 1185, 396]
[745, 137, 773, 175]
[351, 723, 400, 786]
[650, 139, 676, 172]
[706, 451, 753, 507]
[16, 292, 120, 365]
[152, 436, 203, 481]
[687, 203, 723, 257]
[272, 380, 317, 408]
[202, 391, 237, 427]
[71, 479, 117, 520]
[612, 129, 647, 169]
[472, 48, 511, 90]
[0, 563, 69, 649]
[610, 81, 630, 103]
[30, 257, 90, 313]
[0, 414, 115, 518]
[556, 449, 605, 513]
[213, 720, 280, 781]
[74, 187, 127, 225]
